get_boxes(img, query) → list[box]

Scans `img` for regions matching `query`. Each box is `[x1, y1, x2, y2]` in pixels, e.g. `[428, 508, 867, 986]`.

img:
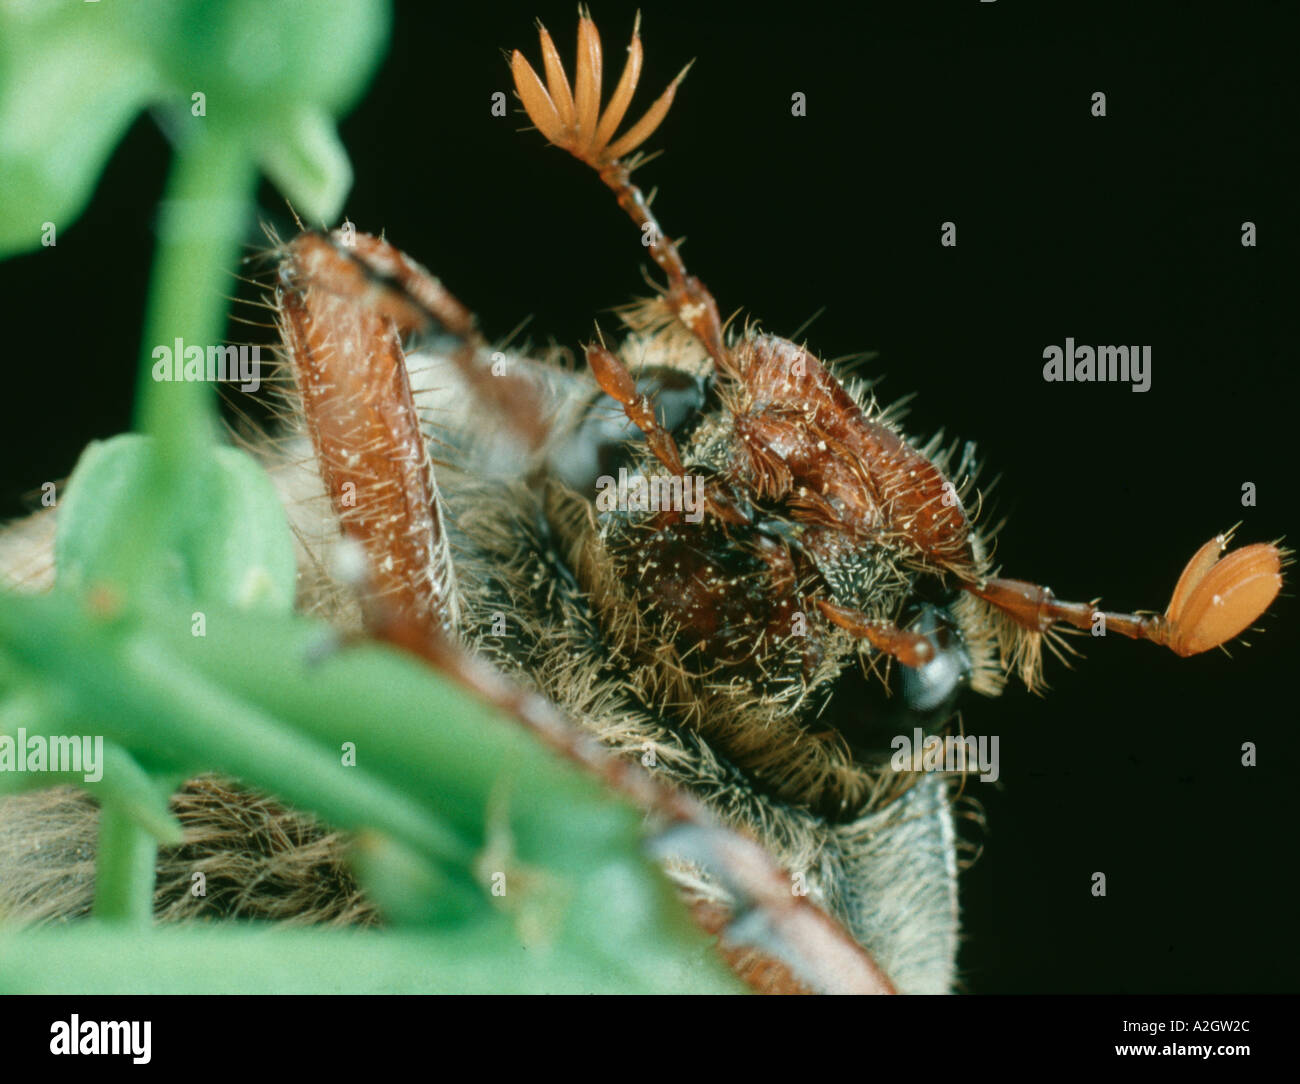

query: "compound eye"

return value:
[897, 604, 972, 715]
[826, 601, 975, 755]
[549, 367, 706, 493]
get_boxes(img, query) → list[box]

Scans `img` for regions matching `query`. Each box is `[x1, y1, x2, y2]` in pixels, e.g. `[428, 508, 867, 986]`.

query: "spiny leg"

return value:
[276, 231, 468, 640]
[281, 228, 550, 451]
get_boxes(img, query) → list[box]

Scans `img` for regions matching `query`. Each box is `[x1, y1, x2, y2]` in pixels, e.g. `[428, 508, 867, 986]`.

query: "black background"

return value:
[2, 0, 1295, 992]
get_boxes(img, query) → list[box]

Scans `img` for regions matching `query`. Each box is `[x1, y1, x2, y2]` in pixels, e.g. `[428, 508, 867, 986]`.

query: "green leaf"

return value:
[53, 434, 180, 597]
[187, 447, 298, 613]
[54, 435, 296, 611]
[0, 25, 156, 256]
[349, 831, 475, 927]
[258, 104, 355, 224]
[0, 922, 741, 994]
[0, 0, 390, 256]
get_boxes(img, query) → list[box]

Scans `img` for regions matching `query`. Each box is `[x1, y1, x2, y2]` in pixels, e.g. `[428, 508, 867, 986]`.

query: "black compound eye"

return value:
[898, 603, 972, 715]
[821, 602, 974, 756]
[549, 367, 707, 493]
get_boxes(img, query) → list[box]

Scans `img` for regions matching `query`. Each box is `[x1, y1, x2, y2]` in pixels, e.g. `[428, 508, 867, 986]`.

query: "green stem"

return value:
[92, 804, 158, 923]
[117, 125, 258, 590]
[89, 128, 256, 918]
[136, 123, 256, 462]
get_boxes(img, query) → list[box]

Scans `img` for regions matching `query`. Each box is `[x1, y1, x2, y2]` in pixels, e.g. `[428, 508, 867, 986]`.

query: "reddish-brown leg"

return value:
[285, 229, 550, 451]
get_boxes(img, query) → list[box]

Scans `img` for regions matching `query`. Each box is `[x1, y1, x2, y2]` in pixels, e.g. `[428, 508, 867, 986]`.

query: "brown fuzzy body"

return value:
[0, 306, 977, 993]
